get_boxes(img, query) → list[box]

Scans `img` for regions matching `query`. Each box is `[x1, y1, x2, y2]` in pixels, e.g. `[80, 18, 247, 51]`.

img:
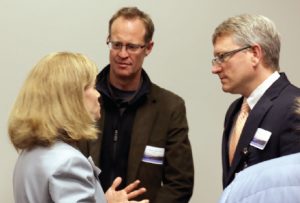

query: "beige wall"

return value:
[1, 0, 300, 202]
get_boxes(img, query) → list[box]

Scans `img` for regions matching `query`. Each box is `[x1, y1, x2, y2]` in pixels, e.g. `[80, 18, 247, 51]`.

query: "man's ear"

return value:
[250, 44, 262, 65]
[145, 41, 154, 56]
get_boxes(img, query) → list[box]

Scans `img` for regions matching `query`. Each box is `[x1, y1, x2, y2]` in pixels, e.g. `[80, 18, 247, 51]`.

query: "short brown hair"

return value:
[108, 7, 155, 43]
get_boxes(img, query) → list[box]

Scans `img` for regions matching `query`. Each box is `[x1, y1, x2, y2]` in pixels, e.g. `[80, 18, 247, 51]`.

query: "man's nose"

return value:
[211, 64, 222, 74]
[118, 46, 130, 58]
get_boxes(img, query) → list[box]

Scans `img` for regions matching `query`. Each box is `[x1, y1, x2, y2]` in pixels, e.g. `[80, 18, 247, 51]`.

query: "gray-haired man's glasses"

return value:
[212, 45, 251, 66]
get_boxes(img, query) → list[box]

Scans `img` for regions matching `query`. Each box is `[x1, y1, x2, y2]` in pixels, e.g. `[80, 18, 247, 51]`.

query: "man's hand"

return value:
[105, 177, 149, 203]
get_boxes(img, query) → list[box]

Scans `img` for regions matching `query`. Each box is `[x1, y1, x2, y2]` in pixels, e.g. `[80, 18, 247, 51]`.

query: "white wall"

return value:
[1, 0, 300, 202]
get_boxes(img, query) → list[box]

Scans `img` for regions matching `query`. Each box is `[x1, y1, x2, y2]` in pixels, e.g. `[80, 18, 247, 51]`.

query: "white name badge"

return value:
[250, 128, 272, 150]
[142, 146, 165, 165]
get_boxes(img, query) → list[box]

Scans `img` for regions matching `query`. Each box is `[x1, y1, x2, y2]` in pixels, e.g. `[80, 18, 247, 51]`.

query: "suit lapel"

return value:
[222, 98, 242, 183]
[127, 97, 158, 183]
[88, 108, 105, 167]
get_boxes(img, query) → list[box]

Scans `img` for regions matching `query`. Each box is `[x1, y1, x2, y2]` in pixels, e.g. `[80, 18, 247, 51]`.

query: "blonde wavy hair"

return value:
[8, 52, 99, 150]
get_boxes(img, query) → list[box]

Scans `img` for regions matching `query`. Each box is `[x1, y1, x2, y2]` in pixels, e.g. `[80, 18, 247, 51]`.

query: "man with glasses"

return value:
[79, 7, 194, 203]
[212, 14, 300, 189]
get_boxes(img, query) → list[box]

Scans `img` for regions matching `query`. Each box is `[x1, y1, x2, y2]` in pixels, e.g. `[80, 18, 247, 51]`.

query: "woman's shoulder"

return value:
[19, 141, 89, 174]
[47, 141, 90, 168]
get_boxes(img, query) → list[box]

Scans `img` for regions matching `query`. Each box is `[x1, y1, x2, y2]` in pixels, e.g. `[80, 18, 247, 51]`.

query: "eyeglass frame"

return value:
[212, 45, 252, 66]
[106, 40, 147, 53]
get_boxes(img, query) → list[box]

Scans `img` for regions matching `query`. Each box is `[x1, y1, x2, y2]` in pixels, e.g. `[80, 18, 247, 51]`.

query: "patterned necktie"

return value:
[229, 99, 250, 165]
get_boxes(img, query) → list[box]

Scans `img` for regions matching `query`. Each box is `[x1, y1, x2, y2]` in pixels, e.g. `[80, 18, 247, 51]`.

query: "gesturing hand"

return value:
[105, 177, 149, 203]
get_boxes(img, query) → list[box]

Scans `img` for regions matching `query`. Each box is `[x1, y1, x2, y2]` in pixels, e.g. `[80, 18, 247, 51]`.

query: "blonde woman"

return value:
[8, 52, 148, 203]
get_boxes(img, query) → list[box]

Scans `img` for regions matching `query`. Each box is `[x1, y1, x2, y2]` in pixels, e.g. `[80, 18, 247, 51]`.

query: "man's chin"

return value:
[222, 86, 232, 93]
[114, 67, 131, 76]
[115, 71, 133, 80]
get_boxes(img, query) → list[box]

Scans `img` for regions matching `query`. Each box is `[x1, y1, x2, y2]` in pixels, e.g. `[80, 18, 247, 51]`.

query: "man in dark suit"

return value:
[79, 7, 194, 203]
[211, 14, 300, 188]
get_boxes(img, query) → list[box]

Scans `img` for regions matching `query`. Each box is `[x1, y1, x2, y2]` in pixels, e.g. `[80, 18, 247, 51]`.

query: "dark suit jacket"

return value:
[222, 73, 300, 188]
[79, 83, 194, 203]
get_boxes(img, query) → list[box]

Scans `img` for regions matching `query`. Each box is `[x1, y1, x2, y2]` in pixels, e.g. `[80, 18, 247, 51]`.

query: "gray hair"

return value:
[212, 14, 281, 70]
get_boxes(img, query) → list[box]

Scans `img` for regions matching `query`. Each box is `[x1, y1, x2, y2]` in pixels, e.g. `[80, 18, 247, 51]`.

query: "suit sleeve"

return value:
[154, 99, 194, 203]
[279, 99, 300, 155]
[48, 155, 101, 203]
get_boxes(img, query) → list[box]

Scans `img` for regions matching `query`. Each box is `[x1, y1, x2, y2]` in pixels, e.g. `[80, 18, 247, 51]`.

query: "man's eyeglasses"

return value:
[212, 45, 251, 66]
[107, 41, 146, 53]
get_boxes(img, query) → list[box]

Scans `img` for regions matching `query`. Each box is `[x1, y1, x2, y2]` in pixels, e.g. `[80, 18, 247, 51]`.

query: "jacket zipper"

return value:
[110, 129, 118, 182]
